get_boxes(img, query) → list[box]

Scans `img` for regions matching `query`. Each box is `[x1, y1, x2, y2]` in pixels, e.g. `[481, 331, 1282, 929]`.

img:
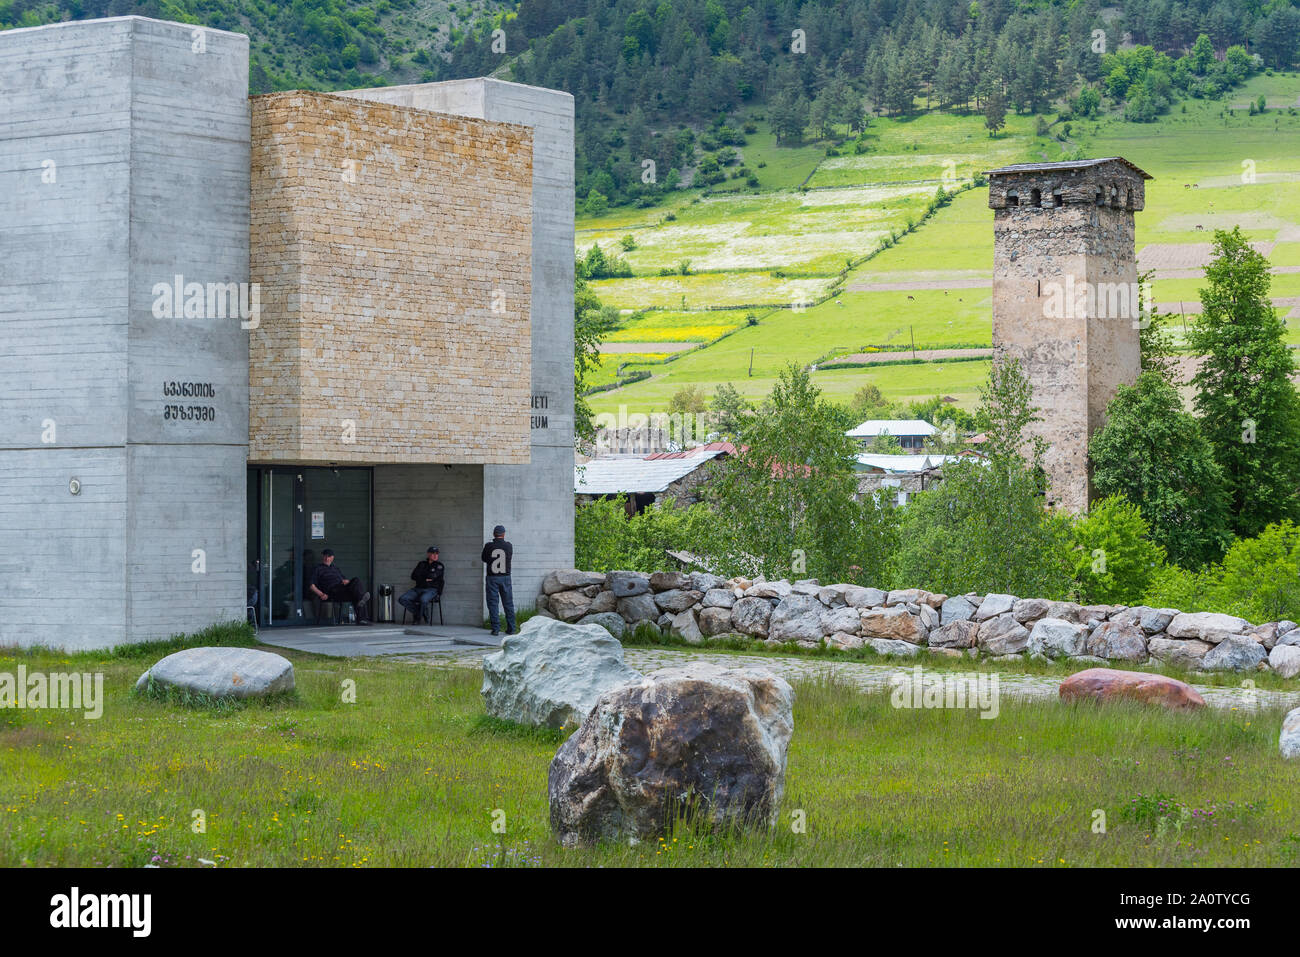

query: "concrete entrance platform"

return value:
[255, 623, 503, 658]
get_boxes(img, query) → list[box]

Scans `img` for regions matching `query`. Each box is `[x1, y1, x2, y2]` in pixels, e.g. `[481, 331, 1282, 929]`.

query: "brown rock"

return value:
[1059, 668, 1206, 711]
[649, 571, 692, 592]
[860, 607, 928, 644]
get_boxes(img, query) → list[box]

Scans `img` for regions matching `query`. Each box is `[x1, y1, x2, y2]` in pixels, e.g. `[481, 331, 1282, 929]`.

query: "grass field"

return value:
[581, 74, 1300, 415]
[5, 630, 1299, 867]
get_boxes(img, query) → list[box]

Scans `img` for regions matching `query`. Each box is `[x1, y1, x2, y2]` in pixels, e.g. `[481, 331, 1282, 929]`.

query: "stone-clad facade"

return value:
[987, 158, 1149, 512]
[249, 91, 533, 465]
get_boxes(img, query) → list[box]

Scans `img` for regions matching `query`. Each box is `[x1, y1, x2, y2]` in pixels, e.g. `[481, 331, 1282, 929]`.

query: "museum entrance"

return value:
[246, 467, 374, 627]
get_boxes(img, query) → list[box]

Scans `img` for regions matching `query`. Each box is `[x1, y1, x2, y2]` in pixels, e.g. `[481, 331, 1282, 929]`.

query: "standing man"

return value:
[399, 546, 445, 625]
[308, 548, 373, 625]
[481, 525, 515, 636]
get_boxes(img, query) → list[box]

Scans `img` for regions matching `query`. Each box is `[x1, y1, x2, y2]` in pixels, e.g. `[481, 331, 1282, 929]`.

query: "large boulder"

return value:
[616, 593, 660, 623]
[940, 595, 977, 625]
[606, 571, 651, 598]
[1147, 637, 1213, 670]
[668, 609, 703, 644]
[1059, 668, 1206, 711]
[690, 572, 728, 593]
[698, 606, 734, 637]
[135, 647, 294, 700]
[1028, 618, 1090, 658]
[549, 589, 593, 622]
[578, 611, 627, 640]
[702, 588, 737, 609]
[1012, 598, 1052, 625]
[548, 663, 794, 847]
[769, 595, 826, 643]
[929, 619, 980, 649]
[746, 580, 792, 600]
[650, 570, 693, 592]
[977, 614, 1031, 655]
[731, 596, 773, 637]
[1200, 635, 1267, 672]
[1085, 620, 1148, 661]
[973, 593, 1016, 621]
[587, 590, 618, 615]
[1269, 644, 1300, 680]
[839, 585, 887, 608]
[542, 569, 607, 595]
[1044, 601, 1089, 624]
[481, 618, 641, 729]
[1281, 707, 1300, 759]
[1166, 611, 1250, 644]
[654, 588, 703, 614]
[868, 638, 921, 657]
[819, 605, 861, 637]
[860, 607, 928, 644]
[816, 586, 847, 608]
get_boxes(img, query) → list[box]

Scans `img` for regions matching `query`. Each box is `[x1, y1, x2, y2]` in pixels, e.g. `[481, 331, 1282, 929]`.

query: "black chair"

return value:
[403, 592, 443, 626]
[312, 596, 353, 626]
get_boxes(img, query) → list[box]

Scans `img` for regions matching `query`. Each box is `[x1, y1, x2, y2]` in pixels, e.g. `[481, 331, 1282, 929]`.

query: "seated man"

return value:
[399, 546, 445, 624]
[308, 548, 372, 625]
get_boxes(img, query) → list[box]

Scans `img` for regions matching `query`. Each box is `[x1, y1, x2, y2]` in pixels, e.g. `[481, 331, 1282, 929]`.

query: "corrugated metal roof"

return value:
[983, 157, 1153, 179]
[855, 453, 963, 473]
[575, 447, 729, 494]
[846, 419, 938, 439]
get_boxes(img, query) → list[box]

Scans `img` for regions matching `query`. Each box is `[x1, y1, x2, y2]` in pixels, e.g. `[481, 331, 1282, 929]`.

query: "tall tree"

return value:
[1187, 227, 1300, 537]
[1089, 372, 1232, 569]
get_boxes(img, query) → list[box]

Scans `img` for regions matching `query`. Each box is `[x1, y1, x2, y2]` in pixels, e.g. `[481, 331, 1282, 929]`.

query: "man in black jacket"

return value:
[308, 549, 372, 624]
[399, 546, 445, 625]
[481, 525, 515, 636]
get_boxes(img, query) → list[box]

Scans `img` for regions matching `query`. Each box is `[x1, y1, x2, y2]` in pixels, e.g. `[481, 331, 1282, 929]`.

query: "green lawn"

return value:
[5, 632, 1299, 867]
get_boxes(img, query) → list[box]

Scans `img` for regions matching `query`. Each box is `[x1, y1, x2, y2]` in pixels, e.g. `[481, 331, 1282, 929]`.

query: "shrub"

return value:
[1070, 495, 1166, 604]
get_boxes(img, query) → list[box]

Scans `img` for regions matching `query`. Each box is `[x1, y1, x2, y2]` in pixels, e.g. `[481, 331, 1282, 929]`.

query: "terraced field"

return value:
[583, 74, 1300, 414]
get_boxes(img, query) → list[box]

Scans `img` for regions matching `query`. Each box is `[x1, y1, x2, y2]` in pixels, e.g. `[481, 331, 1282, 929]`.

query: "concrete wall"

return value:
[338, 79, 577, 607]
[0, 17, 250, 649]
[373, 465, 484, 625]
[989, 159, 1146, 513]
[248, 91, 533, 466]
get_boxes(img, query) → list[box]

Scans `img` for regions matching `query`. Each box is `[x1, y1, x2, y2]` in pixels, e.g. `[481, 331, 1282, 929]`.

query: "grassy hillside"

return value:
[587, 72, 1300, 416]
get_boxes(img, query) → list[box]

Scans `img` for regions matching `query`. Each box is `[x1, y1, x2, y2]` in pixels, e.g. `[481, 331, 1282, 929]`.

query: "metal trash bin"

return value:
[377, 584, 394, 623]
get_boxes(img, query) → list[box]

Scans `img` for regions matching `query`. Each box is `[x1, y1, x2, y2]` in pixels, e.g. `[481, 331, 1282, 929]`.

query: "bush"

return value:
[574, 497, 717, 572]
[1070, 495, 1166, 604]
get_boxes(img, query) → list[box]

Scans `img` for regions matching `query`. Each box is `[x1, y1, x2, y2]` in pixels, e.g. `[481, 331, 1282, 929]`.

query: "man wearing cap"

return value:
[481, 525, 515, 636]
[399, 546, 445, 625]
[308, 548, 373, 625]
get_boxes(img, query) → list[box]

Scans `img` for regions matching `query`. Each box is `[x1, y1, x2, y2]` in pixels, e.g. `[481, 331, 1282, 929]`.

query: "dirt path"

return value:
[599, 341, 695, 354]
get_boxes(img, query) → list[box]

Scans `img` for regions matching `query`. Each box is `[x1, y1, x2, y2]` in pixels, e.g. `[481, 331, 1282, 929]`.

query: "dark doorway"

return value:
[247, 466, 374, 626]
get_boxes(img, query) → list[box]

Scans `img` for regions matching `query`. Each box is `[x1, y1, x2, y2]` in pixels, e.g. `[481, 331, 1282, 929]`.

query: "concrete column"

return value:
[0, 17, 249, 649]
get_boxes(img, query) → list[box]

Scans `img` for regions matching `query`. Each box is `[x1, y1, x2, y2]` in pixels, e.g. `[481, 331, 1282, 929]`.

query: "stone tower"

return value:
[986, 157, 1151, 512]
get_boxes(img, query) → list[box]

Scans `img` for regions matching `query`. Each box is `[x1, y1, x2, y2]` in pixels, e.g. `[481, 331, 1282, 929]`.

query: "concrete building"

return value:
[986, 158, 1149, 512]
[0, 17, 574, 649]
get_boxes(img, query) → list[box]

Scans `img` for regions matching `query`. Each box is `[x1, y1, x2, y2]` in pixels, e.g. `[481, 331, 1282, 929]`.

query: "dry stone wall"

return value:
[537, 570, 1300, 678]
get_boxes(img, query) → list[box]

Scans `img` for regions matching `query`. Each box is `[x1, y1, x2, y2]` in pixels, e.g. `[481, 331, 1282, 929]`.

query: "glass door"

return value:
[248, 466, 373, 626]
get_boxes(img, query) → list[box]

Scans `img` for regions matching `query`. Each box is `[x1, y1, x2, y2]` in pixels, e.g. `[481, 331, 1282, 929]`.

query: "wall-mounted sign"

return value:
[531, 393, 549, 429]
[311, 511, 325, 539]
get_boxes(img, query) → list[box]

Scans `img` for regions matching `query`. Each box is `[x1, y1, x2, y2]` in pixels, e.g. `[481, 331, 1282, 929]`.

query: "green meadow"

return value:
[4, 630, 1299, 867]
[582, 74, 1300, 415]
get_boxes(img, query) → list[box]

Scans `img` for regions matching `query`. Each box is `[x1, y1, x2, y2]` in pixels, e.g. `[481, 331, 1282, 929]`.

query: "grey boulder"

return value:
[578, 611, 627, 639]
[731, 596, 773, 637]
[1166, 611, 1250, 644]
[940, 595, 977, 625]
[1200, 635, 1267, 672]
[481, 617, 642, 729]
[616, 593, 660, 623]
[977, 614, 1031, 656]
[1027, 618, 1090, 658]
[135, 647, 295, 700]
[607, 571, 651, 597]
[542, 569, 607, 595]
[769, 595, 826, 642]
[1085, 620, 1148, 661]
[1147, 637, 1213, 670]
[1281, 707, 1300, 759]
[1269, 644, 1300, 679]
